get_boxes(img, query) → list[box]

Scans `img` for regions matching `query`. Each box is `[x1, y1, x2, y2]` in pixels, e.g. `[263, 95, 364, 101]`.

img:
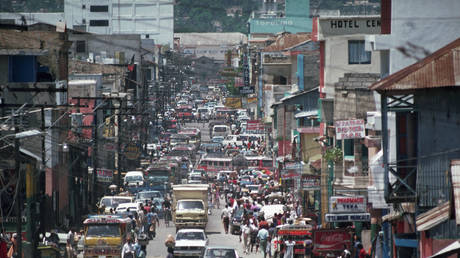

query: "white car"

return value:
[174, 229, 208, 257]
[115, 202, 141, 214]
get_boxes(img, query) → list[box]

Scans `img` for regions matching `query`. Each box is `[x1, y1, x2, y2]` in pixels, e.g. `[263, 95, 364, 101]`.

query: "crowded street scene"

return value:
[2, 0, 460, 258]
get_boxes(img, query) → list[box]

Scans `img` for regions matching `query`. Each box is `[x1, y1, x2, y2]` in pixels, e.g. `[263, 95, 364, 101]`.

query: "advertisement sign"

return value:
[281, 162, 302, 179]
[325, 213, 371, 222]
[317, 16, 381, 39]
[224, 97, 242, 109]
[246, 120, 265, 133]
[329, 196, 367, 213]
[124, 142, 140, 160]
[313, 230, 351, 253]
[335, 119, 365, 140]
[239, 86, 255, 94]
[302, 175, 320, 190]
[96, 169, 113, 183]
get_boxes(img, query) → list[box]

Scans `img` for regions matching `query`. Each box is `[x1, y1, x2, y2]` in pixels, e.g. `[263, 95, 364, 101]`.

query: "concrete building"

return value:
[174, 33, 247, 62]
[64, 0, 173, 46]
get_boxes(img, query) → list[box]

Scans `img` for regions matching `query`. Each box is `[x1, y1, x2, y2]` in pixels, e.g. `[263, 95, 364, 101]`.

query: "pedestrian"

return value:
[304, 239, 313, 258]
[65, 236, 76, 258]
[0, 230, 7, 258]
[257, 225, 269, 258]
[121, 236, 135, 258]
[166, 246, 174, 258]
[357, 243, 368, 258]
[164, 234, 175, 249]
[284, 238, 295, 258]
[240, 220, 251, 254]
[221, 205, 230, 234]
[266, 235, 272, 258]
[249, 221, 258, 253]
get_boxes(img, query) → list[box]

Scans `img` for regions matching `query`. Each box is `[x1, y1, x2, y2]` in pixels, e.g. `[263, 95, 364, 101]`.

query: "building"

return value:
[174, 33, 247, 62]
[248, 0, 312, 39]
[371, 37, 460, 258]
[64, 0, 174, 45]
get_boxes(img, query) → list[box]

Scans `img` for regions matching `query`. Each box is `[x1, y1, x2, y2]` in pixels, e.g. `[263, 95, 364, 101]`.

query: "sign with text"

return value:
[313, 230, 352, 253]
[318, 16, 381, 39]
[96, 169, 113, 183]
[240, 86, 254, 94]
[329, 196, 367, 213]
[246, 120, 265, 133]
[302, 175, 320, 190]
[335, 119, 365, 140]
[281, 162, 302, 179]
[325, 213, 371, 223]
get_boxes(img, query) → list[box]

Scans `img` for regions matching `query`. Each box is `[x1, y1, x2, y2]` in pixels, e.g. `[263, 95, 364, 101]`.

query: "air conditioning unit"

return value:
[366, 111, 381, 131]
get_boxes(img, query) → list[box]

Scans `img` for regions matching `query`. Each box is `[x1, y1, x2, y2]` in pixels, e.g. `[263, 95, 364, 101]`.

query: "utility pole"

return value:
[92, 109, 98, 209]
[14, 114, 22, 257]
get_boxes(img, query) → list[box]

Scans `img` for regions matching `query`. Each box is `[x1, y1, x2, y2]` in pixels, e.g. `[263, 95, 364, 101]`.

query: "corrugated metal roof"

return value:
[370, 38, 460, 92]
[263, 33, 311, 52]
[429, 240, 460, 258]
[416, 201, 450, 231]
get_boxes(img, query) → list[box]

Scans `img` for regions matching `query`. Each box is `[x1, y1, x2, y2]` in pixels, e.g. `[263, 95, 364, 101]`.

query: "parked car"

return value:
[174, 229, 208, 257]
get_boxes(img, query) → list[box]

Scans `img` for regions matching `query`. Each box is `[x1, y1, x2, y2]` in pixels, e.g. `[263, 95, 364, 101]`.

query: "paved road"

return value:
[146, 206, 264, 258]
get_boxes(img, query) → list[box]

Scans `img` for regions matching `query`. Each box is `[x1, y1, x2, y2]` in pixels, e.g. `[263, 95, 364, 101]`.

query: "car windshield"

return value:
[86, 224, 120, 237]
[205, 249, 236, 258]
[137, 192, 161, 199]
[126, 176, 143, 182]
[101, 198, 131, 208]
[214, 127, 227, 132]
[178, 201, 204, 210]
[176, 231, 205, 240]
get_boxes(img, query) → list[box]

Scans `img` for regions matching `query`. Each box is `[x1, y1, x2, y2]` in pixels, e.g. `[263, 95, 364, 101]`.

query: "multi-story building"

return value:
[64, 0, 174, 45]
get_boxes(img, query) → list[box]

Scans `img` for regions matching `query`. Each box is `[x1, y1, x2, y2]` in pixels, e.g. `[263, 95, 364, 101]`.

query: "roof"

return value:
[429, 240, 460, 258]
[0, 29, 66, 50]
[416, 201, 450, 231]
[263, 33, 311, 52]
[370, 38, 460, 92]
[174, 33, 247, 46]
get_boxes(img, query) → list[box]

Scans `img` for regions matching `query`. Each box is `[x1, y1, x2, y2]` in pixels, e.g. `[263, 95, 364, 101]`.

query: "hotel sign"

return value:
[317, 16, 381, 39]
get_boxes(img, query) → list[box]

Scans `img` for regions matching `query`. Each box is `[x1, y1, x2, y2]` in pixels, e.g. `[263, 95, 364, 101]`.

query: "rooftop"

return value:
[263, 33, 311, 52]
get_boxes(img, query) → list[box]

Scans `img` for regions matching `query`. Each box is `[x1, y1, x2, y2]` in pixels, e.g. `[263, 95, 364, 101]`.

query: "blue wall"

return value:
[8, 56, 37, 82]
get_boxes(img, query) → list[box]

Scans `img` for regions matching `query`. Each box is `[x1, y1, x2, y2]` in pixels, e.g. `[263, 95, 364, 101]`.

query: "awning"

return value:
[382, 203, 415, 222]
[416, 201, 450, 231]
[296, 127, 320, 134]
[429, 240, 460, 258]
[295, 110, 318, 119]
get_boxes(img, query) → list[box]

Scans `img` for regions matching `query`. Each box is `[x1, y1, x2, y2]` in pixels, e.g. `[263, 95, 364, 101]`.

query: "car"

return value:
[98, 196, 134, 213]
[174, 229, 208, 257]
[230, 208, 244, 235]
[115, 202, 141, 214]
[203, 247, 240, 258]
[211, 136, 225, 144]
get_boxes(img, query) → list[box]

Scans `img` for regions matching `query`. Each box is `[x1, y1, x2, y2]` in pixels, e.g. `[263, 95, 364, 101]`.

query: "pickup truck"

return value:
[172, 184, 209, 231]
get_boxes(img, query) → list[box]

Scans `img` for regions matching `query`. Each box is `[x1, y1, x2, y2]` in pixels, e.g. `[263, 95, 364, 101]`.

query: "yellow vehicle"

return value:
[83, 215, 133, 258]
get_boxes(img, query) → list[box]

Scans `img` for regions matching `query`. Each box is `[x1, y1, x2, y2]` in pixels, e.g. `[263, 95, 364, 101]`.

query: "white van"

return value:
[124, 171, 144, 187]
[212, 125, 230, 138]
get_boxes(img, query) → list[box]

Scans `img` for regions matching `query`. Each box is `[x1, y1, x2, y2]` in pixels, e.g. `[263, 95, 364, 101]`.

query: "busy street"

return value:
[3, 0, 460, 257]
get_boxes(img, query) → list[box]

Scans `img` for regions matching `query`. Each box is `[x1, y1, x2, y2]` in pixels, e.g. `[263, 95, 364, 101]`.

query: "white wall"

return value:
[324, 35, 380, 98]
[64, 0, 173, 46]
[371, 0, 460, 74]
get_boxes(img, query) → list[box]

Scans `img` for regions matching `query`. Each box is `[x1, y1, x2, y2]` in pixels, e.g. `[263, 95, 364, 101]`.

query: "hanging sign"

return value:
[329, 195, 367, 213]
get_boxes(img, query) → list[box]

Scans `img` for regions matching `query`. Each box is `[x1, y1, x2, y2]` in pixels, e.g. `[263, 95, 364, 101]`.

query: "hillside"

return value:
[174, 0, 259, 33]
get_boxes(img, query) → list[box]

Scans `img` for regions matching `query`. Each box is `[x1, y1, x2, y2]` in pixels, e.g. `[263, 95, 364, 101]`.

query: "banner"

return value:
[313, 230, 352, 253]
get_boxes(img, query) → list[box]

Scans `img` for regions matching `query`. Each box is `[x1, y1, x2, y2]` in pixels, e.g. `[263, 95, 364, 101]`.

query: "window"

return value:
[343, 139, 354, 158]
[76, 40, 86, 53]
[348, 40, 371, 64]
[89, 20, 109, 27]
[90, 5, 109, 12]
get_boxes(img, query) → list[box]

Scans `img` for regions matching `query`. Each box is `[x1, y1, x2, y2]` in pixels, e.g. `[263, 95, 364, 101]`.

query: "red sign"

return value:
[313, 230, 351, 253]
[247, 120, 265, 131]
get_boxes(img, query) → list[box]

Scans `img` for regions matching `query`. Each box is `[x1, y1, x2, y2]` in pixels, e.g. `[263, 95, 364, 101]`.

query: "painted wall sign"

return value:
[335, 119, 365, 140]
[329, 195, 367, 213]
[325, 213, 371, 222]
[317, 16, 381, 39]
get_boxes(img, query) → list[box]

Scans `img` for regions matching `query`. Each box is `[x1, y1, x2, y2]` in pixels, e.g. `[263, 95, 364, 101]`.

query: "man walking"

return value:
[257, 225, 269, 258]
[240, 220, 251, 254]
[221, 205, 230, 234]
